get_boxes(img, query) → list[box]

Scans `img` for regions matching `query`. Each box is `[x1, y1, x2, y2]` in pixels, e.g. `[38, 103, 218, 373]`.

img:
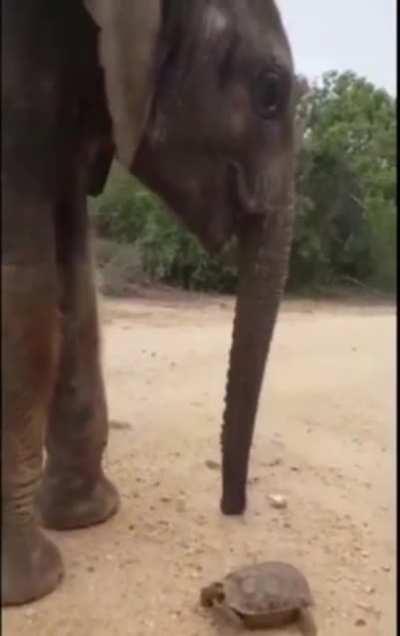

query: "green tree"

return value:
[291, 71, 396, 291]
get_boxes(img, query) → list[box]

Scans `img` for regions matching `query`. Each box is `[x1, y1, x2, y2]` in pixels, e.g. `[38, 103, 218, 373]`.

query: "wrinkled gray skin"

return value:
[2, 0, 295, 606]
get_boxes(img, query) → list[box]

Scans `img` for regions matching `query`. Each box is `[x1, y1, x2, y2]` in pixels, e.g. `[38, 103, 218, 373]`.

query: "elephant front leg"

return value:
[36, 206, 119, 530]
[2, 265, 64, 605]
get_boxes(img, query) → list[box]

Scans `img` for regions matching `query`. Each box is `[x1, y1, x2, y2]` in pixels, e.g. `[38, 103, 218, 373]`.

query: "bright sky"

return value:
[277, 0, 397, 95]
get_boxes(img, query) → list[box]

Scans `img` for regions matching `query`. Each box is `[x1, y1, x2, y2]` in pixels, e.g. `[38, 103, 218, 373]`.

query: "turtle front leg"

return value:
[298, 608, 318, 636]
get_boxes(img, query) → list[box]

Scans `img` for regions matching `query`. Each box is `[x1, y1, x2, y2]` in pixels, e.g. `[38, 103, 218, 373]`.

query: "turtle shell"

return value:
[222, 561, 313, 617]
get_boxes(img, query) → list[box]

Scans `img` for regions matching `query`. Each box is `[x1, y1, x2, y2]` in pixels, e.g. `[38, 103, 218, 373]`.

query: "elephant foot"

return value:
[37, 471, 120, 530]
[2, 526, 64, 606]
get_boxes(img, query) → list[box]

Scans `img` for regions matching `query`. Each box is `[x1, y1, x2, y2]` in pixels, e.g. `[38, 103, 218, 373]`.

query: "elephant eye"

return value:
[253, 69, 287, 119]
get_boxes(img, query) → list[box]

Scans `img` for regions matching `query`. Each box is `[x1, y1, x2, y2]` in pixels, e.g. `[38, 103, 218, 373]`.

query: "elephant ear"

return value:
[84, 0, 161, 168]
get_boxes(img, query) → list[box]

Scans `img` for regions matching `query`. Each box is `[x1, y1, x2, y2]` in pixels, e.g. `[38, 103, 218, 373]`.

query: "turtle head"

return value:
[200, 582, 226, 607]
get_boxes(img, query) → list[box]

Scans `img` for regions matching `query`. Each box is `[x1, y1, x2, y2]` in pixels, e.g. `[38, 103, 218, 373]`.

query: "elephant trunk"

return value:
[221, 204, 294, 515]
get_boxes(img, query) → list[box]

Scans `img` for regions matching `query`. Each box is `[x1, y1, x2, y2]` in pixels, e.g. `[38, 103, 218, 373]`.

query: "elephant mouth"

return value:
[189, 161, 263, 255]
[227, 161, 265, 223]
[132, 143, 262, 256]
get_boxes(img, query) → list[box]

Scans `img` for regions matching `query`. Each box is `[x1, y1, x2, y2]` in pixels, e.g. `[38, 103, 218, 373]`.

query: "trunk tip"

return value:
[220, 492, 246, 516]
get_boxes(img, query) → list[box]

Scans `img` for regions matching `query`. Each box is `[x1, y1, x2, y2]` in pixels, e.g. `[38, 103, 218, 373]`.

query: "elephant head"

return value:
[87, 0, 295, 515]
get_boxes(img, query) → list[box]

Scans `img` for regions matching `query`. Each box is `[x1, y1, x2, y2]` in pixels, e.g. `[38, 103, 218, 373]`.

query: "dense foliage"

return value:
[292, 71, 396, 292]
[91, 70, 396, 294]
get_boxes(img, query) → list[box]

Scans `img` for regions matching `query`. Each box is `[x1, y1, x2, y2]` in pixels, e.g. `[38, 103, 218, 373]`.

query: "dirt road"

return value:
[4, 291, 396, 636]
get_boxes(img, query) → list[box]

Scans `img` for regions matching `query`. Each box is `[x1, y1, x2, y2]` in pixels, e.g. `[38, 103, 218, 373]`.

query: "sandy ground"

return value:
[3, 290, 396, 636]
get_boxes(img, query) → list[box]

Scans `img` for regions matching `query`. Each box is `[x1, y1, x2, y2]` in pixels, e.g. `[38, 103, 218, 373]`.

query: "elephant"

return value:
[2, 0, 295, 606]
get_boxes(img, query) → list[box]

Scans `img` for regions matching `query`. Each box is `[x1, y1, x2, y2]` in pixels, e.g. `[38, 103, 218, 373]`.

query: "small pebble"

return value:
[268, 494, 287, 509]
[268, 458, 283, 467]
[356, 602, 373, 612]
[205, 460, 220, 471]
[355, 618, 367, 627]
[190, 571, 200, 579]
[176, 498, 186, 513]
[109, 420, 132, 431]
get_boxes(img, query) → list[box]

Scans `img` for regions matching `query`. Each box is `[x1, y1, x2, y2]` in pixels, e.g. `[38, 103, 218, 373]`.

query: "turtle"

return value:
[200, 561, 317, 635]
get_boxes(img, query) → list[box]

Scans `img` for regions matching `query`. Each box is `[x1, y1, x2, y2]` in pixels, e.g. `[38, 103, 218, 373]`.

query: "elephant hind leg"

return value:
[2, 265, 64, 606]
[36, 166, 119, 531]
[37, 259, 120, 532]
